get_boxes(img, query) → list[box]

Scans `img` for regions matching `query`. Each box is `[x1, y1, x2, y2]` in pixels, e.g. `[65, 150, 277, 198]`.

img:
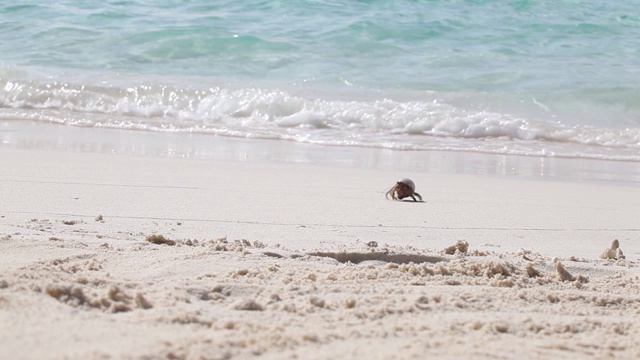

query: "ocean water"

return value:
[1, 0, 639, 161]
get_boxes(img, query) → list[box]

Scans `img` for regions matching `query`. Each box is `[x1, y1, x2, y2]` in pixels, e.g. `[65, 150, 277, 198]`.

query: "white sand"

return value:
[1, 145, 639, 359]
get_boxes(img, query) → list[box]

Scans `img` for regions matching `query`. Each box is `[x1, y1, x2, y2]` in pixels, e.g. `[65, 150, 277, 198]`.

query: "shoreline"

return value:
[2, 120, 640, 185]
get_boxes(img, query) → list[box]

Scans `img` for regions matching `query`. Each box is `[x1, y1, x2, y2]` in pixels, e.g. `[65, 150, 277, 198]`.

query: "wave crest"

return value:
[1, 76, 639, 160]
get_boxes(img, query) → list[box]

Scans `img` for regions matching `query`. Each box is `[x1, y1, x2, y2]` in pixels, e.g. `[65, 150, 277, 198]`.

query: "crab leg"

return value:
[385, 188, 394, 200]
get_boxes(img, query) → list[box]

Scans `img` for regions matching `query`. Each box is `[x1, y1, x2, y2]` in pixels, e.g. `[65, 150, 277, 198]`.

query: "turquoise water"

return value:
[1, 0, 639, 160]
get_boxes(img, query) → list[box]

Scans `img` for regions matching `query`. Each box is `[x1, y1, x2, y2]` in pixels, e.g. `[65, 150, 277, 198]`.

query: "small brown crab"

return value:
[385, 178, 423, 202]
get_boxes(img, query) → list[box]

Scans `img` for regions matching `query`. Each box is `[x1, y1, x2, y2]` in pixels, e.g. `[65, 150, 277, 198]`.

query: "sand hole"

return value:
[307, 251, 444, 264]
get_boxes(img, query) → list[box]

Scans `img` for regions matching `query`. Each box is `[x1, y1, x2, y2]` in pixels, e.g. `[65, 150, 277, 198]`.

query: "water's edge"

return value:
[2, 120, 638, 185]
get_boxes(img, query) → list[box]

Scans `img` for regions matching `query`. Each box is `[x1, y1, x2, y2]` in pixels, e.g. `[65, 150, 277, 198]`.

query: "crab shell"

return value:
[398, 178, 415, 192]
[386, 178, 422, 202]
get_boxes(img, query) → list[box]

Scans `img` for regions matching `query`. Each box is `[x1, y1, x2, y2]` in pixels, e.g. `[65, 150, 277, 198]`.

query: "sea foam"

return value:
[1, 76, 639, 161]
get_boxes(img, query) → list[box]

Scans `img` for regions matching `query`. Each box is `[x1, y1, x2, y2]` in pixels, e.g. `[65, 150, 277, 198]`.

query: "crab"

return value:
[385, 178, 422, 202]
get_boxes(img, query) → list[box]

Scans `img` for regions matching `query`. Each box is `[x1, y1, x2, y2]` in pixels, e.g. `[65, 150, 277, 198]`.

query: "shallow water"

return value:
[3, 120, 639, 185]
[1, 1, 639, 161]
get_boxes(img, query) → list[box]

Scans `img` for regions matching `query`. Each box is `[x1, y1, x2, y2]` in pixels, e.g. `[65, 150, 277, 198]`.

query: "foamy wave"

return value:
[1, 77, 639, 161]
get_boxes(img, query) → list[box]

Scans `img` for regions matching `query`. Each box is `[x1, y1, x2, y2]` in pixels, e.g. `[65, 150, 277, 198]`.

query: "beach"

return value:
[1, 123, 639, 359]
[2, 1, 640, 358]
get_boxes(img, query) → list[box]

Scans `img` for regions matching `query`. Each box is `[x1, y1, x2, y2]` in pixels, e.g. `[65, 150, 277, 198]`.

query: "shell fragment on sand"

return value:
[600, 239, 625, 260]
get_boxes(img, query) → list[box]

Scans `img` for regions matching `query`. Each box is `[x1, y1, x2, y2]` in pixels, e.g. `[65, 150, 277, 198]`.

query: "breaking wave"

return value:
[1, 76, 639, 161]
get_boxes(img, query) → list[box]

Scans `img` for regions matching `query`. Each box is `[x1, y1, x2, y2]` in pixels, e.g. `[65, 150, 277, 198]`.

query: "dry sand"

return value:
[1, 146, 639, 359]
